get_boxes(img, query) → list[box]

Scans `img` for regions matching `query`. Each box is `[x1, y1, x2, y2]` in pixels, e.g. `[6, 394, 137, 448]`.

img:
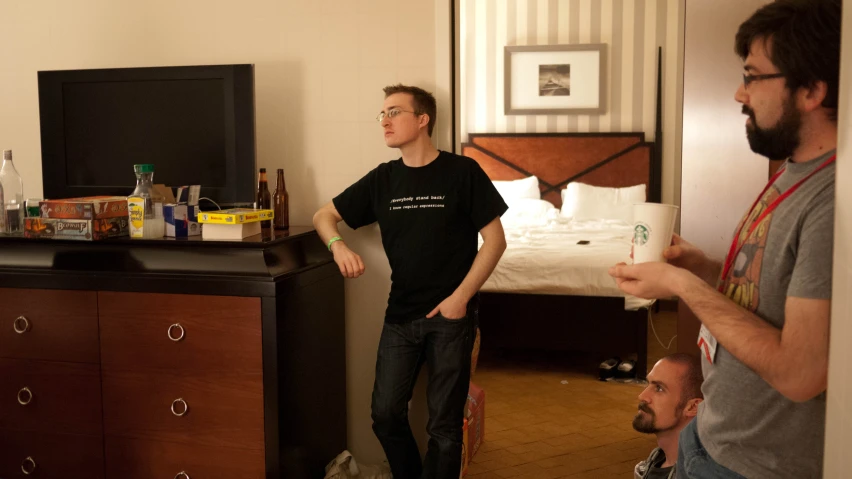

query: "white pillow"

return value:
[561, 182, 646, 222]
[492, 176, 540, 202]
[504, 198, 557, 218]
[502, 198, 558, 228]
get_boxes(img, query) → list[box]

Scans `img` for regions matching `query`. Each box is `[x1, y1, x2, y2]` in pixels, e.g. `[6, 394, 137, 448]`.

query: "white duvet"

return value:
[480, 201, 652, 310]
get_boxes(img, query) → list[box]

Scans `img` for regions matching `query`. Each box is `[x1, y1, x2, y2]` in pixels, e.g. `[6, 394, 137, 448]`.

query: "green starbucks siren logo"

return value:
[634, 223, 651, 246]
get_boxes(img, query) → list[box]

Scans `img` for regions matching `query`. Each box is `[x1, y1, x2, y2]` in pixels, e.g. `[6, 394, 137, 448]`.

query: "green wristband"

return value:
[327, 236, 343, 251]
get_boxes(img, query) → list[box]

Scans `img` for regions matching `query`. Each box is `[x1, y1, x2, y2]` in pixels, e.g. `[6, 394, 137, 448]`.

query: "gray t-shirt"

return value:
[697, 150, 835, 478]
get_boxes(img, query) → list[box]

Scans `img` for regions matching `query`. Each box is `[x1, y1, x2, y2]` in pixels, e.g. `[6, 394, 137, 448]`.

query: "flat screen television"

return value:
[37, 64, 256, 206]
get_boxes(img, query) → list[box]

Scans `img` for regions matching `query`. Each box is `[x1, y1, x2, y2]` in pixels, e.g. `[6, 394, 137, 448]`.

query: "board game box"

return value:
[39, 196, 128, 220]
[24, 217, 129, 241]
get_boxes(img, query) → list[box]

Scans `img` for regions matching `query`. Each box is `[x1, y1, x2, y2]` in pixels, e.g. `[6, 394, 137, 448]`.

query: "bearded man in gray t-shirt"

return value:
[609, 1, 840, 478]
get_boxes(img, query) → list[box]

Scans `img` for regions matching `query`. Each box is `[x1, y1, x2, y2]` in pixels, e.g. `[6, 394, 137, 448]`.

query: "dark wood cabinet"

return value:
[101, 366, 265, 449]
[0, 358, 102, 436]
[0, 228, 346, 479]
[0, 430, 104, 479]
[98, 292, 263, 373]
[0, 288, 100, 363]
[105, 436, 265, 479]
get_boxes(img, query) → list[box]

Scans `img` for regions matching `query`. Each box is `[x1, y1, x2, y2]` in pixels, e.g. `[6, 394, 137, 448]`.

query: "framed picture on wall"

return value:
[504, 44, 607, 115]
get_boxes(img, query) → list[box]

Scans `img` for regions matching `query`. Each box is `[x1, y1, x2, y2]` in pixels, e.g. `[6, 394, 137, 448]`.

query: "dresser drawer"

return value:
[98, 292, 262, 373]
[102, 369, 264, 450]
[0, 430, 103, 478]
[105, 436, 264, 479]
[0, 358, 102, 436]
[0, 288, 99, 363]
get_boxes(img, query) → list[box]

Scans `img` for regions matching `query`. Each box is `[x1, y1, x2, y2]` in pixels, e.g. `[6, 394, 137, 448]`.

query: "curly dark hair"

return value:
[382, 84, 437, 136]
[735, 0, 842, 121]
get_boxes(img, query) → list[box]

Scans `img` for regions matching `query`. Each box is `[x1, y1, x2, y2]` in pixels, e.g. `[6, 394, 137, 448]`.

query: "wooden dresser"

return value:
[0, 228, 345, 479]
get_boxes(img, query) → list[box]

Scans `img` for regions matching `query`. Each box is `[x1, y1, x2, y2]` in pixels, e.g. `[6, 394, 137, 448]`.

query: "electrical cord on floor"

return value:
[648, 307, 677, 350]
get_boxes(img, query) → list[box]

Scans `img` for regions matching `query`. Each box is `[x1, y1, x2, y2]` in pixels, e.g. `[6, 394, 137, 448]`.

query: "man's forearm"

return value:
[312, 210, 342, 246]
[676, 273, 788, 392]
[452, 239, 506, 303]
[699, 258, 723, 286]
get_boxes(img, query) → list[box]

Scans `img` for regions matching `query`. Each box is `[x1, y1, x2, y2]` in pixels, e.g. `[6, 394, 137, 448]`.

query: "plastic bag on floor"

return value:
[323, 450, 393, 479]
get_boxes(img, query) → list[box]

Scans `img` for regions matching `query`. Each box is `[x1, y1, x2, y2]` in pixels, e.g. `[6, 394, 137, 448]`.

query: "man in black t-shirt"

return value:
[633, 354, 703, 479]
[312, 84, 507, 478]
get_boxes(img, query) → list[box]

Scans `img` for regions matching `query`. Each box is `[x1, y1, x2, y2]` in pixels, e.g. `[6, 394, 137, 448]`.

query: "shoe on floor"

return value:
[616, 359, 636, 379]
[598, 357, 621, 381]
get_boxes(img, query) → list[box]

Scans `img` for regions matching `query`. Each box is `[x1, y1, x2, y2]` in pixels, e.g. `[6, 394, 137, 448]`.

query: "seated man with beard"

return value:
[633, 354, 704, 479]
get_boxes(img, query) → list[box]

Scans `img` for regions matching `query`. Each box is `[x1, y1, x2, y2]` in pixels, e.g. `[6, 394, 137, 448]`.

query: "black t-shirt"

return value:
[333, 151, 507, 323]
[647, 452, 673, 479]
[636, 448, 674, 479]
[647, 464, 674, 479]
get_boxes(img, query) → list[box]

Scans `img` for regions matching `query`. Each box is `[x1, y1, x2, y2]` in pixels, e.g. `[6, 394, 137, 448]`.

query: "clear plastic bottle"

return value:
[0, 150, 24, 235]
[127, 164, 165, 239]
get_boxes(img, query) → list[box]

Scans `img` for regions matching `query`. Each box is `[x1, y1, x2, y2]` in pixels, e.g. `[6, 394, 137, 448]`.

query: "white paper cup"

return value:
[633, 203, 679, 264]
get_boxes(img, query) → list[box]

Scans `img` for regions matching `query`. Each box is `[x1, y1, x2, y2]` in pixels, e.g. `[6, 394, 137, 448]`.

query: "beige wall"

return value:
[823, 0, 851, 474]
[680, 0, 770, 261]
[459, 0, 685, 207]
[0, 0, 451, 464]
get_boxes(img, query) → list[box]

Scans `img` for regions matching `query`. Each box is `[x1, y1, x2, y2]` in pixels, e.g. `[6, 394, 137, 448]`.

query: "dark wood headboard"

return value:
[461, 132, 661, 209]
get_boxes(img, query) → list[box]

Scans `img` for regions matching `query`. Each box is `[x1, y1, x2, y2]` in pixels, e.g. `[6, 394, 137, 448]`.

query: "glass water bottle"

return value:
[0, 181, 5, 233]
[0, 150, 24, 235]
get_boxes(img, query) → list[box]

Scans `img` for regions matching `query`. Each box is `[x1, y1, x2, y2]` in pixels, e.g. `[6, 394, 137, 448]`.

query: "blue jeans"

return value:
[677, 418, 747, 479]
[371, 308, 476, 479]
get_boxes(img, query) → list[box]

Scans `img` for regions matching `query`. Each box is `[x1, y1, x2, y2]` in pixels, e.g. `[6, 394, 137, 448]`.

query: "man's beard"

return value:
[632, 401, 680, 434]
[744, 97, 801, 161]
[632, 402, 659, 433]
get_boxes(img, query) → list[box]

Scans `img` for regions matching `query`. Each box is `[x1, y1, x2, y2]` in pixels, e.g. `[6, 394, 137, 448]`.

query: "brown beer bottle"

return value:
[273, 168, 289, 230]
[256, 168, 271, 229]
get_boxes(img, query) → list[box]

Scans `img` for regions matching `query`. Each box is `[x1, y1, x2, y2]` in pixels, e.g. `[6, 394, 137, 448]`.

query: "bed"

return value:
[464, 131, 661, 378]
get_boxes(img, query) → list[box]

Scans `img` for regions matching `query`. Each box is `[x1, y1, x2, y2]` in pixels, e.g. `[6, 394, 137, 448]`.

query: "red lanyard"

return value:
[718, 154, 836, 291]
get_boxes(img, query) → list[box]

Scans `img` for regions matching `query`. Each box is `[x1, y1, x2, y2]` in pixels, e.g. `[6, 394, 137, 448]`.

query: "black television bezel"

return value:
[37, 64, 256, 205]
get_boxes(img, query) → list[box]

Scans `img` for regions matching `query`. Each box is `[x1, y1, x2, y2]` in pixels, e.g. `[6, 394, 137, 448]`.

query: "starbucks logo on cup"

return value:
[634, 223, 651, 246]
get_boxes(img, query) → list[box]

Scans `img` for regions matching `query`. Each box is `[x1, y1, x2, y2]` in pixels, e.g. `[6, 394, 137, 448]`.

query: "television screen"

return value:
[38, 64, 256, 205]
[63, 79, 227, 188]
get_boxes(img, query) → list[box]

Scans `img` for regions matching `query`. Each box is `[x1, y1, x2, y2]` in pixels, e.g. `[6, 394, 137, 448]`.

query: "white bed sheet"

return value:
[480, 214, 653, 310]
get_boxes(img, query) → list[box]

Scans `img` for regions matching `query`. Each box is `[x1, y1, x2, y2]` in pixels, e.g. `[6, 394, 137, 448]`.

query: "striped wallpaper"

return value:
[459, 0, 684, 205]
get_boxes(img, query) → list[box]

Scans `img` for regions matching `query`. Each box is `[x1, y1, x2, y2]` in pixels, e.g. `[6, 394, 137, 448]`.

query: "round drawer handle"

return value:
[14, 316, 31, 334]
[167, 323, 185, 342]
[21, 456, 36, 475]
[17, 387, 33, 406]
[171, 398, 189, 417]
[175, 472, 191, 479]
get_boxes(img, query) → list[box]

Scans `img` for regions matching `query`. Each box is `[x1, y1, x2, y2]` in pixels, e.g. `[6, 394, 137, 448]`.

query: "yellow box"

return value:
[197, 208, 274, 225]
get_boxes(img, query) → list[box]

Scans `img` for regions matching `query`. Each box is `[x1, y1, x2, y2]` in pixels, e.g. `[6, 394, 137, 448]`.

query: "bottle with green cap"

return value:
[127, 164, 165, 239]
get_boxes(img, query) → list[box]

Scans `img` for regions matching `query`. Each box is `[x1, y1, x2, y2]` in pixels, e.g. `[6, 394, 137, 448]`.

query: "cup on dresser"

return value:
[632, 203, 679, 264]
[26, 198, 43, 218]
